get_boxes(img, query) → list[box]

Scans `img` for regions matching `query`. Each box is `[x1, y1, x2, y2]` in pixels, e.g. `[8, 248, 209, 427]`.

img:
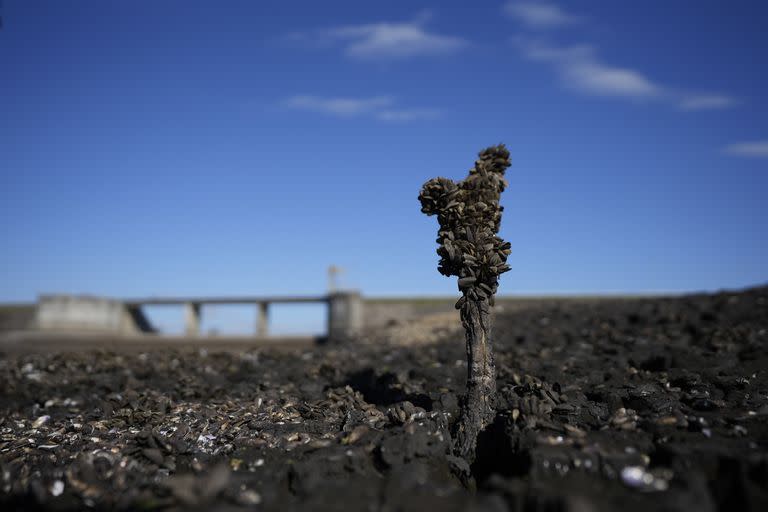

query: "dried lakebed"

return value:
[1, 287, 767, 511]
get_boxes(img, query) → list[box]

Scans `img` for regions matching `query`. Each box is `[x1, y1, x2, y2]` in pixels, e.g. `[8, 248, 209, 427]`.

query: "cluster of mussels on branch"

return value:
[419, 144, 512, 460]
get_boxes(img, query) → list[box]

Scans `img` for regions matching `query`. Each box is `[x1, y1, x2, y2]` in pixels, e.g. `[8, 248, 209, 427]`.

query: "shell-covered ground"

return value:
[1, 287, 767, 511]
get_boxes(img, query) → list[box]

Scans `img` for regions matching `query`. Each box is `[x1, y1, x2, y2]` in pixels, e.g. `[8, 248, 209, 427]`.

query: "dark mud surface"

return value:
[1, 287, 767, 511]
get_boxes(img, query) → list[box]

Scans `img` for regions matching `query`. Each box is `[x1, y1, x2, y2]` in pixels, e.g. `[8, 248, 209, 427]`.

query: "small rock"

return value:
[50, 480, 64, 497]
[238, 489, 262, 506]
[342, 425, 369, 445]
[691, 398, 718, 411]
[142, 448, 164, 465]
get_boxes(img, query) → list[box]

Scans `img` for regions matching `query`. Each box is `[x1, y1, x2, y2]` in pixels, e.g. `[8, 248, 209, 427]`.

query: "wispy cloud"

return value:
[516, 40, 662, 99]
[507, 3, 738, 111]
[289, 14, 467, 60]
[375, 109, 441, 122]
[284, 95, 394, 117]
[504, 1, 581, 29]
[514, 39, 738, 109]
[724, 140, 768, 158]
[329, 22, 466, 59]
[678, 94, 739, 111]
[284, 95, 440, 122]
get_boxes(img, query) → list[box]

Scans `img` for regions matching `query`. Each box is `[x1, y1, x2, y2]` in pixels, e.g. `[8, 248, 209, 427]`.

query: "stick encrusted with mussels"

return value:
[418, 144, 512, 459]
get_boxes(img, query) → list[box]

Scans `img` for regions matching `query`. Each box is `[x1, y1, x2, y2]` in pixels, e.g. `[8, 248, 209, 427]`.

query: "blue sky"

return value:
[1, 0, 767, 328]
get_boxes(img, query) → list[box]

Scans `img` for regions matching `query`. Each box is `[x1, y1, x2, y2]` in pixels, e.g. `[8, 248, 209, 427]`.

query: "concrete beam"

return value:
[124, 295, 327, 306]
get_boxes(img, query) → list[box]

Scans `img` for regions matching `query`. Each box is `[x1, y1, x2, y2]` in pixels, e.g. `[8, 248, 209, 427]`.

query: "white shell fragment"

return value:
[621, 466, 670, 492]
[32, 415, 51, 428]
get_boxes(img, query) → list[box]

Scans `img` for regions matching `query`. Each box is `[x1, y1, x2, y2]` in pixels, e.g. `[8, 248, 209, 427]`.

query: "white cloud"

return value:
[678, 94, 739, 111]
[327, 21, 466, 59]
[516, 40, 739, 109]
[375, 109, 441, 122]
[505, 1, 581, 29]
[286, 14, 466, 60]
[284, 95, 440, 122]
[562, 61, 661, 98]
[724, 140, 768, 158]
[507, 3, 738, 111]
[517, 40, 662, 99]
[284, 95, 393, 117]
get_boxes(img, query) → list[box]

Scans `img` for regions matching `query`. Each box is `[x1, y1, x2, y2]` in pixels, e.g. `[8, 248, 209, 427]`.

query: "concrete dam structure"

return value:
[1, 292, 623, 348]
[28, 292, 364, 342]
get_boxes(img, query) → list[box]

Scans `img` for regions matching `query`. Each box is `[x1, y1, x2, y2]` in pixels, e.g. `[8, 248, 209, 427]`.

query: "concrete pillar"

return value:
[185, 302, 201, 336]
[327, 291, 363, 342]
[256, 302, 269, 337]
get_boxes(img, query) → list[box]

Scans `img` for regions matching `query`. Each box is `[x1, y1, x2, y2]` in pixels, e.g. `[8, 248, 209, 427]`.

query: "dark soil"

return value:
[1, 287, 767, 511]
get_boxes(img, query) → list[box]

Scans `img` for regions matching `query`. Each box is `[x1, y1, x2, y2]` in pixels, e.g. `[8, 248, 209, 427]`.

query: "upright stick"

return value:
[418, 145, 512, 460]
